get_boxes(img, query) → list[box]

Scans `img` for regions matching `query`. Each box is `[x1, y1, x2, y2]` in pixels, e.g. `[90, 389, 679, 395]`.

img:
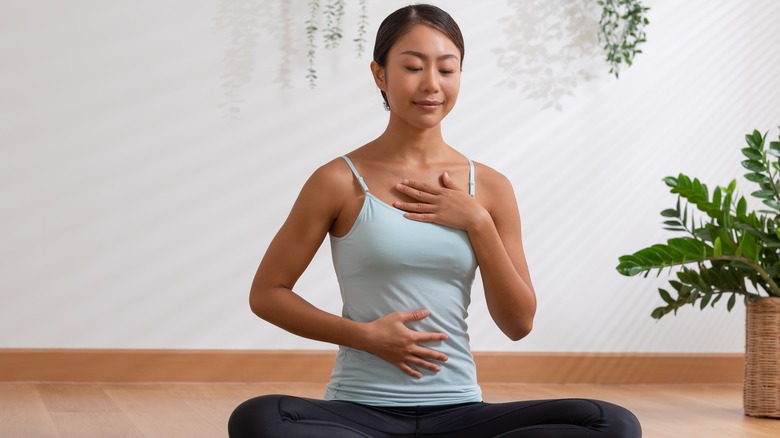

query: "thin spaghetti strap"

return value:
[467, 158, 475, 197]
[340, 156, 369, 192]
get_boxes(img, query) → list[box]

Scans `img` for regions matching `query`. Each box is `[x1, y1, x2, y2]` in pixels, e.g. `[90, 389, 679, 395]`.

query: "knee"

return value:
[228, 394, 285, 438]
[599, 401, 642, 438]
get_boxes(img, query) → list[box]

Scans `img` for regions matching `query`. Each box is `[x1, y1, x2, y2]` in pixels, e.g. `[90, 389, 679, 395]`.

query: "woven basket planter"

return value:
[744, 297, 780, 418]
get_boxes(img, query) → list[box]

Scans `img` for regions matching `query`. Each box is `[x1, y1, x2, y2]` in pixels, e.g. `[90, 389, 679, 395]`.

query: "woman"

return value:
[229, 4, 641, 437]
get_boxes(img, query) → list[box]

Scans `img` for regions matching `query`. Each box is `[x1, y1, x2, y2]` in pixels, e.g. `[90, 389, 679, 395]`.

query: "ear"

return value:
[370, 61, 386, 91]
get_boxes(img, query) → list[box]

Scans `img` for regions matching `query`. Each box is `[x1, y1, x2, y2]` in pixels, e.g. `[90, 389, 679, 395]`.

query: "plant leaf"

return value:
[651, 307, 667, 319]
[616, 256, 645, 276]
[742, 160, 765, 172]
[753, 130, 764, 147]
[714, 237, 722, 257]
[741, 147, 763, 160]
[700, 291, 712, 309]
[667, 237, 708, 259]
[763, 199, 780, 211]
[744, 172, 771, 183]
[746, 133, 760, 149]
[741, 233, 759, 261]
[769, 141, 780, 157]
[737, 197, 748, 217]
[712, 187, 722, 209]
[635, 248, 666, 266]
[727, 293, 737, 311]
[658, 288, 675, 304]
[751, 190, 775, 199]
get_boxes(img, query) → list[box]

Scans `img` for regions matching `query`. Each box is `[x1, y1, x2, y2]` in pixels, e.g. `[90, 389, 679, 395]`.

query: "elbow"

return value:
[502, 310, 534, 341]
[249, 295, 264, 319]
[249, 287, 271, 321]
[505, 321, 533, 341]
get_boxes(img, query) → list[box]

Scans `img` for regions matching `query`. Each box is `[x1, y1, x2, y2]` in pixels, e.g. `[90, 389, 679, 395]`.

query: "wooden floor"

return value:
[2, 382, 779, 437]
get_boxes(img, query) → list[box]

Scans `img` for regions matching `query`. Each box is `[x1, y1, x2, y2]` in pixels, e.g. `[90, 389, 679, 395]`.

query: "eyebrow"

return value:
[400, 50, 459, 62]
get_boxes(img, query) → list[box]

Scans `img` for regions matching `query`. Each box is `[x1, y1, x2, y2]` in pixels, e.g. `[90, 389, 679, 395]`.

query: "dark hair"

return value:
[373, 4, 465, 110]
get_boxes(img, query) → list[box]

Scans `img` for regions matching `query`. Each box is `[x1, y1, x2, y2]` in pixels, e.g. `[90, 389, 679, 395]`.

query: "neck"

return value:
[374, 115, 448, 164]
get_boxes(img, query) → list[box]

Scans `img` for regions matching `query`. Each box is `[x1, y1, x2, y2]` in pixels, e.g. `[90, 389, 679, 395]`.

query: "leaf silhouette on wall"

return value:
[275, 0, 296, 89]
[493, 0, 602, 111]
[213, 0, 264, 118]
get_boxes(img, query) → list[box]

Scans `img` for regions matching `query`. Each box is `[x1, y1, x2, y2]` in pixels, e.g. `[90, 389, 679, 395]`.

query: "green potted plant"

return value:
[616, 127, 780, 418]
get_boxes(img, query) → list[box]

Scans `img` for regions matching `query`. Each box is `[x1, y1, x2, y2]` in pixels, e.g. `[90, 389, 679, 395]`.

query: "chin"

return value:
[410, 119, 445, 130]
[407, 112, 451, 129]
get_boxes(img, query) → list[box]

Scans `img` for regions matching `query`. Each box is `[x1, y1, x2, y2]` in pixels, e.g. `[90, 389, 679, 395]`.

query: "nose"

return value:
[421, 67, 440, 94]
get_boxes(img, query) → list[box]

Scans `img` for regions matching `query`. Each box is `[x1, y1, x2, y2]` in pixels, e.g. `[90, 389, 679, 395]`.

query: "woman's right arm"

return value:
[249, 160, 448, 378]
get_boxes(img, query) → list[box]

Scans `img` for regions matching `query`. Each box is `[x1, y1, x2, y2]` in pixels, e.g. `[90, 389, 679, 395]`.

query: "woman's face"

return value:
[373, 24, 462, 130]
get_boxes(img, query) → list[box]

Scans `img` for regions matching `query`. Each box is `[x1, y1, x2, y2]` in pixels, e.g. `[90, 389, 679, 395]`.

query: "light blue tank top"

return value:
[324, 155, 482, 406]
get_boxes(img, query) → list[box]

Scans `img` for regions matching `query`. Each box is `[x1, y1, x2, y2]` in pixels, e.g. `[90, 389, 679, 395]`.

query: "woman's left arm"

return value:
[394, 166, 536, 341]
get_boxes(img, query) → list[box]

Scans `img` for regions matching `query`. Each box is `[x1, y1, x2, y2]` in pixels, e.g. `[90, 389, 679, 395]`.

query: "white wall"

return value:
[1, 0, 778, 352]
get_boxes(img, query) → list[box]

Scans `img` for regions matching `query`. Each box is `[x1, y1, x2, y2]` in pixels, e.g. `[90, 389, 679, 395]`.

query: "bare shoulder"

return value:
[473, 161, 518, 209]
[293, 156, 358, 220]
[306, 156, 354, 191]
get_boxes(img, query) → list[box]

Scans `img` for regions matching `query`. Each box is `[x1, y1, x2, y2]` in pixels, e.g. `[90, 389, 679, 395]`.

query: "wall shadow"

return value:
[493, 0, 604, 110]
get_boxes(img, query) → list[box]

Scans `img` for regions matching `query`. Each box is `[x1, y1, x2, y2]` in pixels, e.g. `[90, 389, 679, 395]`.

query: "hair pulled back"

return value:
[373, 4, 465, 110]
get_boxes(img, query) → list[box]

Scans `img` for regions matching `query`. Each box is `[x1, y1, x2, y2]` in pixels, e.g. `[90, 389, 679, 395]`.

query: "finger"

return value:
[412, 346, 449, 362]
[405, 356, 441, 373]
[396, 180, 440, 197]
[441, 172, 463, 191]
[412, 330, 449, 343]
[392, 200, 435, 213]
[399, 363, 423, 379]
[399, 309, 431, 322]
[394, 185, 434, 202]
[402, 212, 434, 223]
[401, 179, 440, 192]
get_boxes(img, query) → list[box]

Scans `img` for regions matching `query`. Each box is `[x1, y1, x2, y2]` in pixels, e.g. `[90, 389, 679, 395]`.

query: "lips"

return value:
[414, 100, 443, 109]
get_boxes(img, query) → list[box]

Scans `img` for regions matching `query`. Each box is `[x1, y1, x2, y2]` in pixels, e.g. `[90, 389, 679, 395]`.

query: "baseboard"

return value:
[0, 349, 744, 384]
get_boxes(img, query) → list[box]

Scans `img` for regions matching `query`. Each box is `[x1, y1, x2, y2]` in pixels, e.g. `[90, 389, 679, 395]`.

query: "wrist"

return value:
[465, 208, 493, 235]
[349, 320, 373, 352]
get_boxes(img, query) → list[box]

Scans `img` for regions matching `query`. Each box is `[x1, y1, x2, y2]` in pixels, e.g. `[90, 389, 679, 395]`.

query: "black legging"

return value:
[228, 395, 641, 437]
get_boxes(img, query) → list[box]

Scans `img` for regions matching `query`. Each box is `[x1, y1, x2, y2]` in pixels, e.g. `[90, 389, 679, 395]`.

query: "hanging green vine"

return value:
[597, 0, 650, 78]
[354, 0, 368, 57]
[305, 0, 368, 87]
[302, 1, 648, 89]
[324, 0, 346, 49]
[306, 0, 320, 88]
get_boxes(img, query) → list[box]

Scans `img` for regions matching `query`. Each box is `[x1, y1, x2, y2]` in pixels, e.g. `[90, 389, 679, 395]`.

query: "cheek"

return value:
[385, 76, 417, 102]
[444, 76, 461, 98]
